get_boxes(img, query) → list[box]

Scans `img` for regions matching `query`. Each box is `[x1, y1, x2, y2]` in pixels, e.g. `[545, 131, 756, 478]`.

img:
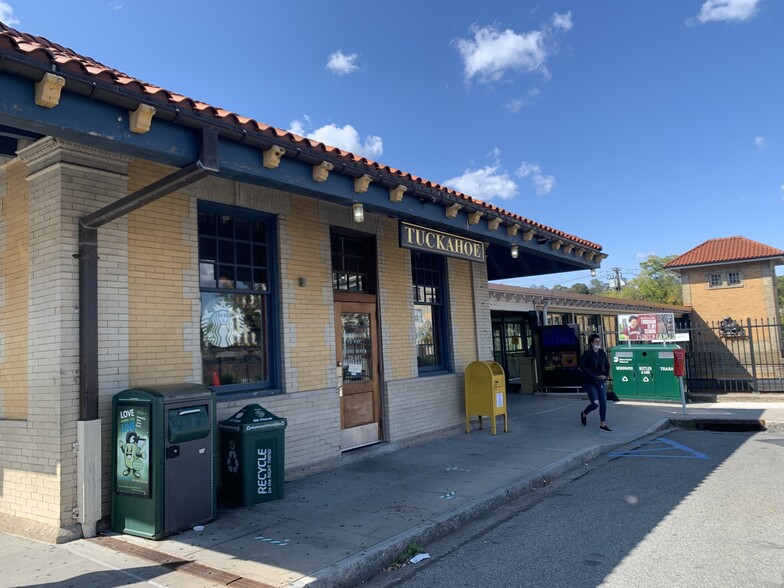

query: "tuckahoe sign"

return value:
[399, 222, 485, 263]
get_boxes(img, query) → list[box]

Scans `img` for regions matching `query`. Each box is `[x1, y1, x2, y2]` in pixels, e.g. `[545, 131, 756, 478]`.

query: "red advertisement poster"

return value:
[618, 313, 676, 341]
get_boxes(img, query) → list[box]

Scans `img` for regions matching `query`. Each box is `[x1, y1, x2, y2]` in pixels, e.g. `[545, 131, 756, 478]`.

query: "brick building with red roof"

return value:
[0, 22, 606, 541]
[665, 236, 783, 325]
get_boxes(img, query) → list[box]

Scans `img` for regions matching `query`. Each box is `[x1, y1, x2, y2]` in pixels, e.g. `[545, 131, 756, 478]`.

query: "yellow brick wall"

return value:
[0, 160, 29, 420]
[448, 258, 478, 373]
[684, 262, 771, 325]
[127, 160, 196, 384]
[377, 216, 417, 381]
[278, 195, 333, 392]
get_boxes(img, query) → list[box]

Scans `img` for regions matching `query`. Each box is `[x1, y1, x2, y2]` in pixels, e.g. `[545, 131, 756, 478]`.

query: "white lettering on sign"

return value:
[257, 448, 272, 495]
[660, 366, 674, 372]
[614, 366, 634, 371]
[119, 409, 134, 419]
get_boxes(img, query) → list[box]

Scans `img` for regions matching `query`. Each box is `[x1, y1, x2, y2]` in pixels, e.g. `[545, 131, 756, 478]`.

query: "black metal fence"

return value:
[681, 318, 784, 393]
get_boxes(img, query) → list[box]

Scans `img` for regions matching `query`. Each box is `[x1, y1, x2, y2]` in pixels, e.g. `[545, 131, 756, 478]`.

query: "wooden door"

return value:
[334, 296, 381, 450]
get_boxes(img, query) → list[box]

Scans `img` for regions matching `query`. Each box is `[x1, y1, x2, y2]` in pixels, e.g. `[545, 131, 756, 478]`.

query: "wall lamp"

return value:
[352, 202, 365, 223]
[511, 245, 519, 259]
[590, 268, 597, 277]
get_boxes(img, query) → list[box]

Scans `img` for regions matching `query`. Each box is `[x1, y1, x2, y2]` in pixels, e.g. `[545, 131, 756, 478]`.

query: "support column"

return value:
[17, 137, 131, 540]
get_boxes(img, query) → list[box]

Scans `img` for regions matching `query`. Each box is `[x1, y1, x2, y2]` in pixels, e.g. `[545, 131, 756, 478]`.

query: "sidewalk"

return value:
[5, 394, 784, 588]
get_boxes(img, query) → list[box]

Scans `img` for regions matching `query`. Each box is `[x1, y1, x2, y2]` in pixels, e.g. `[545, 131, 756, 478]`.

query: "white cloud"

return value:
[288, 116, 382, 159]
[754, 136, 768, 150]
[635, 251, 657, 260]
[111, 1, 130, 10]
[552, 12, 573, 31]
[504, 87, 542, 113]
[505, 98, 525, 113]
[0, 1, 19, 25]
[780, 184, 784, 201]
[454, 14, 572, 84]
[516, 162, 556, 196]
[443, 165, 518, 201]
[691, 0, 760, 24]
[455, 24, 546, 84]
[326, 50, 359, 75]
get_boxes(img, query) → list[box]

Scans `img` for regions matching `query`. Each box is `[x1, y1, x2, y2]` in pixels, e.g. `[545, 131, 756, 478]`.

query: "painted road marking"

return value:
[609, 437, 710, 460]
[255, 536, 289, 546]
[440, 491, 457, 500]
[445, 467, 470, 472]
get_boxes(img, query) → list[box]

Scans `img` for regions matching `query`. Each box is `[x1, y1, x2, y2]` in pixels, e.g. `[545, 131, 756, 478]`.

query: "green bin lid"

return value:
[218, 403, 287, 433]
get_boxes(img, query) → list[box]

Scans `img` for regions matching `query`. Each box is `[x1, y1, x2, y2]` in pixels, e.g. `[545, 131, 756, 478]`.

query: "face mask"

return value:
[592, 344, 601, 350]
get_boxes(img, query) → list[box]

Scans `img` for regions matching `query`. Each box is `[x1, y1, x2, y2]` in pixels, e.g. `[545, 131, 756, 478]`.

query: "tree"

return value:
[611, 255, 683, 305]
[778, 275, 784, 316]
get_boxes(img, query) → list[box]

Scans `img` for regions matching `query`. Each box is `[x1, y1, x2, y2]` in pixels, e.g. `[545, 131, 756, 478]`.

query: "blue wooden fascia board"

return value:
[0, 70, 598, 276]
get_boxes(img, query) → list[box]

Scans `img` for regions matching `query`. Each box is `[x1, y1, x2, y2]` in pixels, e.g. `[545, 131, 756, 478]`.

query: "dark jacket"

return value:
[579, 347, 610, 385]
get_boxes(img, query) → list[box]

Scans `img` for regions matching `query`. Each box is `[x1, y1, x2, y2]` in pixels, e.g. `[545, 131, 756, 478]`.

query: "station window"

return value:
[198, 203, 277, 393]
[412, 252, 450, 373]
[331, 231, 375, 293]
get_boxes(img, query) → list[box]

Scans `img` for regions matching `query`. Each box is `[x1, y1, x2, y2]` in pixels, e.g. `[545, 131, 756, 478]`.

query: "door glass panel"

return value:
[342, 312, 372, 383]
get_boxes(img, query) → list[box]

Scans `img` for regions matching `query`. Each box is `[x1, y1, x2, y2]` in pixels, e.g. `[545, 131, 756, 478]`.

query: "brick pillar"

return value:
[14, 138, 131, 541]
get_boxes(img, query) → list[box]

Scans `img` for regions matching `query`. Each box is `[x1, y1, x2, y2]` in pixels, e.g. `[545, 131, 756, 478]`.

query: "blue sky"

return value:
[3, 0, 781, 288]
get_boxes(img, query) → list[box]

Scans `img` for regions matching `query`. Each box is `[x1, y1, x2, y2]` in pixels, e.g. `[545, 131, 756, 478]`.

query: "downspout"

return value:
[76, 127, 219, 537]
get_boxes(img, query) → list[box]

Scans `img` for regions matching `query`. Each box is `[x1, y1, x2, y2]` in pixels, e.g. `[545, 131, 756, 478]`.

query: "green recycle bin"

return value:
[610, 344, 681, 401]
[219, 404, 287, 507]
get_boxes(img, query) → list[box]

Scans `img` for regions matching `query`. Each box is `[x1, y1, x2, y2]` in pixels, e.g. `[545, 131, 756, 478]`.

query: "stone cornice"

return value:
[18, 137, 132, 179]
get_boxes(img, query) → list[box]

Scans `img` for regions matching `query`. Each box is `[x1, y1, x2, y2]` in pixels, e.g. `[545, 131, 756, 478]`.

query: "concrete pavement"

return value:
[4, 394, 784, 588]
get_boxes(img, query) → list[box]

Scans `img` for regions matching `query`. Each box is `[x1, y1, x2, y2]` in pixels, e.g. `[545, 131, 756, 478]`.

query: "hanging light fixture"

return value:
[511, 245, 519, 259]
[352, 202, 365, 223]
[590, 268, 597, 277]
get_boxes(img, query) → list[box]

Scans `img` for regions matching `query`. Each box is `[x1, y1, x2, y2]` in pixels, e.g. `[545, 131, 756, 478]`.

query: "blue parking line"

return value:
[608, 437, 710, 460]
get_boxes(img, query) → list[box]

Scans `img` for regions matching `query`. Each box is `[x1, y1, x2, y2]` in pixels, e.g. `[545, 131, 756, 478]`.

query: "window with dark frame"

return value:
[727, 271, 742, 285]
[198, 204, 276, 392]
[331, 232, 375, 293]
[708, 273, 723, 288]
[412, 251, 449, 372]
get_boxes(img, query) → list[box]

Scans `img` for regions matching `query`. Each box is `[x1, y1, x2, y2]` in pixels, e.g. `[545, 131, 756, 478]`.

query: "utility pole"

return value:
[611, 267, 625, 292]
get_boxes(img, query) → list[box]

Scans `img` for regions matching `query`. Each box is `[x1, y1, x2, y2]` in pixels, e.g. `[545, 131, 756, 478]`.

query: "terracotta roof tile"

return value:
[665, 236, 784, 269]
[0, 21, 602, 251]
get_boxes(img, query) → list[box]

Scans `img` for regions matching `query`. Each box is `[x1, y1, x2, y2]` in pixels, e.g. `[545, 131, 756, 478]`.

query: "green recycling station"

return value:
[610, 344, 682, 401]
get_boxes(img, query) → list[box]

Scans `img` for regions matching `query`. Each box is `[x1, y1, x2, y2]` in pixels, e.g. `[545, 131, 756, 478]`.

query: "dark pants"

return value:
[583, 381, 607, 422]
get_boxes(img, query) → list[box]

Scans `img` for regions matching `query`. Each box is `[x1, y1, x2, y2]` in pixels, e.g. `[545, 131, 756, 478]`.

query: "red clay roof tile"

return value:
[665, 236, 784, 269]
[0, 21, 601, 251]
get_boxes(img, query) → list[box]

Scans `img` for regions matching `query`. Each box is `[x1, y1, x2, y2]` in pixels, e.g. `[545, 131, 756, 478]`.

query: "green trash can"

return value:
[111, 383, 216, 540]
[610, 344, 681, 401]
[218, 404, 287, 507]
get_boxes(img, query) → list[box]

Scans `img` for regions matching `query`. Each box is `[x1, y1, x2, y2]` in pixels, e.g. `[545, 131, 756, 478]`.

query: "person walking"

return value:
[579, 333, 612, 431]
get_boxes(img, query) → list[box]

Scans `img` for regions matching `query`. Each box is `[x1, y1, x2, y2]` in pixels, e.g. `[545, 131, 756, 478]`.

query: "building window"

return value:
[198, 203, 277, 392]
[727, 271, 742, 286]
[412, 252, 450, 372]
[708, 273, 723, 288]
[331, 231, 375, 293]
